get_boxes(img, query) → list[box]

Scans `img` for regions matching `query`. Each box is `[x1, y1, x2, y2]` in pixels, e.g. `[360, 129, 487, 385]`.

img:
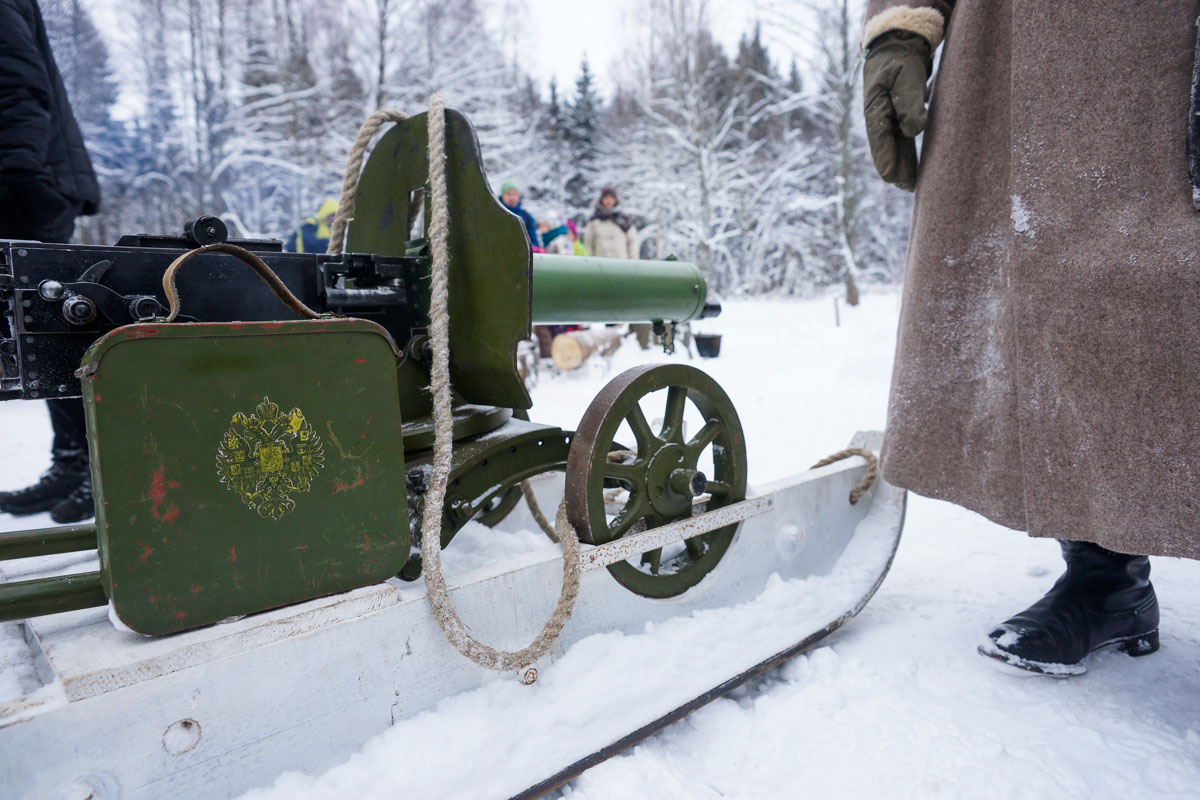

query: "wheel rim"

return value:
[566, 364, 747, 597]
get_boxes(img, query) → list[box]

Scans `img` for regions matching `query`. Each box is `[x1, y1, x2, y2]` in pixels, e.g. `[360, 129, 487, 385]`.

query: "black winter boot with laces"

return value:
[978, 540, 1159, 676]
[49, 471, 95, 524]
[0, 447, 90, 516]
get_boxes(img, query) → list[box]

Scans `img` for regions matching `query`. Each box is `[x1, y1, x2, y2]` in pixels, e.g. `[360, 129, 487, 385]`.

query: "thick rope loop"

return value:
[519, 480, 559, 543]
[811, 447, 879, 505]
[328, 108, 410, 255]
[403, 94, 582, 674]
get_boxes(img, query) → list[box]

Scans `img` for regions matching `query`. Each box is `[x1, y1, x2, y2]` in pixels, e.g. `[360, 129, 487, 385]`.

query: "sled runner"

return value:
[0, 432, 903, 799]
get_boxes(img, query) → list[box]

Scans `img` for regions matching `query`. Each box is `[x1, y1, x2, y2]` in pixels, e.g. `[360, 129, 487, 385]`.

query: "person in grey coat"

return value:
[860, 1, 1192, 675]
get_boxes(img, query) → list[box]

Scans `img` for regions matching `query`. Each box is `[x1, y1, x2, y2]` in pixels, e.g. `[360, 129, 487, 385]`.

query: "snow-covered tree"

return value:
[565, 57, 602, 211]
[52, 0, 910, 296]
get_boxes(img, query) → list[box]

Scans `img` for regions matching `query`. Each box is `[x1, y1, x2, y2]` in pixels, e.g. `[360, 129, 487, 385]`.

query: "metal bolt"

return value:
[669, 468, 707, 497]
[17, 249, 27, 257]
[38, 279, 64, 301]
[775, 524, 805, 559]
[405, 469, 429, 494]
[63, 296, 97, 325]
[131, 297, 159, 320]
[448, 499, 472, 521]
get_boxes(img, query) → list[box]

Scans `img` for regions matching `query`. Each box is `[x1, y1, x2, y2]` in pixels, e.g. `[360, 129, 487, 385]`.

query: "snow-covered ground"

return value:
[4, 293, 1200, 798]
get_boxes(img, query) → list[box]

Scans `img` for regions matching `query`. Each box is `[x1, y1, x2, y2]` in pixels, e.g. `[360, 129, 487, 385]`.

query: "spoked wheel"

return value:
[565, 364, 747, 597]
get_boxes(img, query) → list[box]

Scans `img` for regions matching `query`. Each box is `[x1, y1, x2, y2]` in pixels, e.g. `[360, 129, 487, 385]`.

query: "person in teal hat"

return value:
[498, 178, 542, 249]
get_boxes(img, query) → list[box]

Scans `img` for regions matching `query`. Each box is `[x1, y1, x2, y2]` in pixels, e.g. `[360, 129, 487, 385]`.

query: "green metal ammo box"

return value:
[79, 318, 409, 634]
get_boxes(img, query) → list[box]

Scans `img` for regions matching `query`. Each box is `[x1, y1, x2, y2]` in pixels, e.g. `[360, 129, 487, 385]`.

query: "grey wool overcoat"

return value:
[864, 0, 1200, 559]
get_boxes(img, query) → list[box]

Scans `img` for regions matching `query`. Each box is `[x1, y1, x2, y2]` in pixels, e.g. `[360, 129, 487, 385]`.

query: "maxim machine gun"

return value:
[0, 109, 726, 631]
[0, 107, 904, 800]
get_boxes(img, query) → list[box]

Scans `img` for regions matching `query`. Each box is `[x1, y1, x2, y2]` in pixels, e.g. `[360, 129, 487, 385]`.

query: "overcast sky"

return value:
[512, 0, 787, 98]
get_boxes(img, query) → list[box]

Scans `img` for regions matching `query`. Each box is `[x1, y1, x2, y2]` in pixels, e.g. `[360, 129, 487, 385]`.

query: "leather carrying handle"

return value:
[162, 243, 327, 322]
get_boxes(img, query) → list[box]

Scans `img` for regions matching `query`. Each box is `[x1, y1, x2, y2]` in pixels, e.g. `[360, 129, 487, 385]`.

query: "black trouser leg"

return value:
[47, 398, 88, 456]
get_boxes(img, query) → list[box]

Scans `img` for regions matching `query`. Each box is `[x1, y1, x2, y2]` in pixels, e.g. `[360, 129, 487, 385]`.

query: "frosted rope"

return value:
[327, 108, 409, 255]
[519, 480, 559, 543]
[811, 448, 879, 505]
[412, 94, 582, 674]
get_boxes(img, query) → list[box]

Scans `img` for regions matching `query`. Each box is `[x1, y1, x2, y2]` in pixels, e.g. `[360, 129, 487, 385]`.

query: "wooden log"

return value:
[551, 328, 622, 371]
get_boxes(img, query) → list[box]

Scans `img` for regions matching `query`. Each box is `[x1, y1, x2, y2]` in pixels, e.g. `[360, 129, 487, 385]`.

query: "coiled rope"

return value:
[332, 96, 581, 678]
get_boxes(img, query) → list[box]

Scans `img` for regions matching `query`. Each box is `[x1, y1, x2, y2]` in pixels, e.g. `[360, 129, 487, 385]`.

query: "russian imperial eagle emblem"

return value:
[216, 397, 325, 520]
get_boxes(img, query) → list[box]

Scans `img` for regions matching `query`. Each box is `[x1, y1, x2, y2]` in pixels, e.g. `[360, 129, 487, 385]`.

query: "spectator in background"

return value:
[0, 0, 101, 523]
[538, 211, 573, 255]
[531, 211, 583, 356]
[585, 186, 637, 259]
[284, 198, 338, 253]
[566, 220, 587, 255]
[498, 178, 542, 250]
[586, 186, 648, 347]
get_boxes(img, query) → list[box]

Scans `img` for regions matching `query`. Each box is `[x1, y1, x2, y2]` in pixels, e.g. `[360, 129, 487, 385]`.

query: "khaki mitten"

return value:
[863, 30, 933, 191]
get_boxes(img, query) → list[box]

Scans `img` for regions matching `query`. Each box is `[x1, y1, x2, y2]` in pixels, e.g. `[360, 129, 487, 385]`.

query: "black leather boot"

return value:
[50, 472, 95, 524]
[0, 447, 89, 516]
[978, 540, 1159, 676]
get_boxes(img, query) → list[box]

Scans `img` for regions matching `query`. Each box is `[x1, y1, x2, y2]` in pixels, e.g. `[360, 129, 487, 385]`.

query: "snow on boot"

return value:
[978, 540, 1159, 676]
[49, 473, 95, 524]
[0, 447, 89, 516]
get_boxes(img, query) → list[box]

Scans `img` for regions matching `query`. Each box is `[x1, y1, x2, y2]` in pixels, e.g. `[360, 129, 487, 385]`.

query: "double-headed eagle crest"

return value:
[216, 397, 325, 520]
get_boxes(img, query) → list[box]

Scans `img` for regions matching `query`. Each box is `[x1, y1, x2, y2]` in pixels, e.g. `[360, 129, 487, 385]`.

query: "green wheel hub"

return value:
[565, 364, 747, 597]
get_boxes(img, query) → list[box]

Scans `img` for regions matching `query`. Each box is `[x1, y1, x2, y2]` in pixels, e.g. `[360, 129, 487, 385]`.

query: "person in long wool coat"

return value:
[861, 1, 1200, 675]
